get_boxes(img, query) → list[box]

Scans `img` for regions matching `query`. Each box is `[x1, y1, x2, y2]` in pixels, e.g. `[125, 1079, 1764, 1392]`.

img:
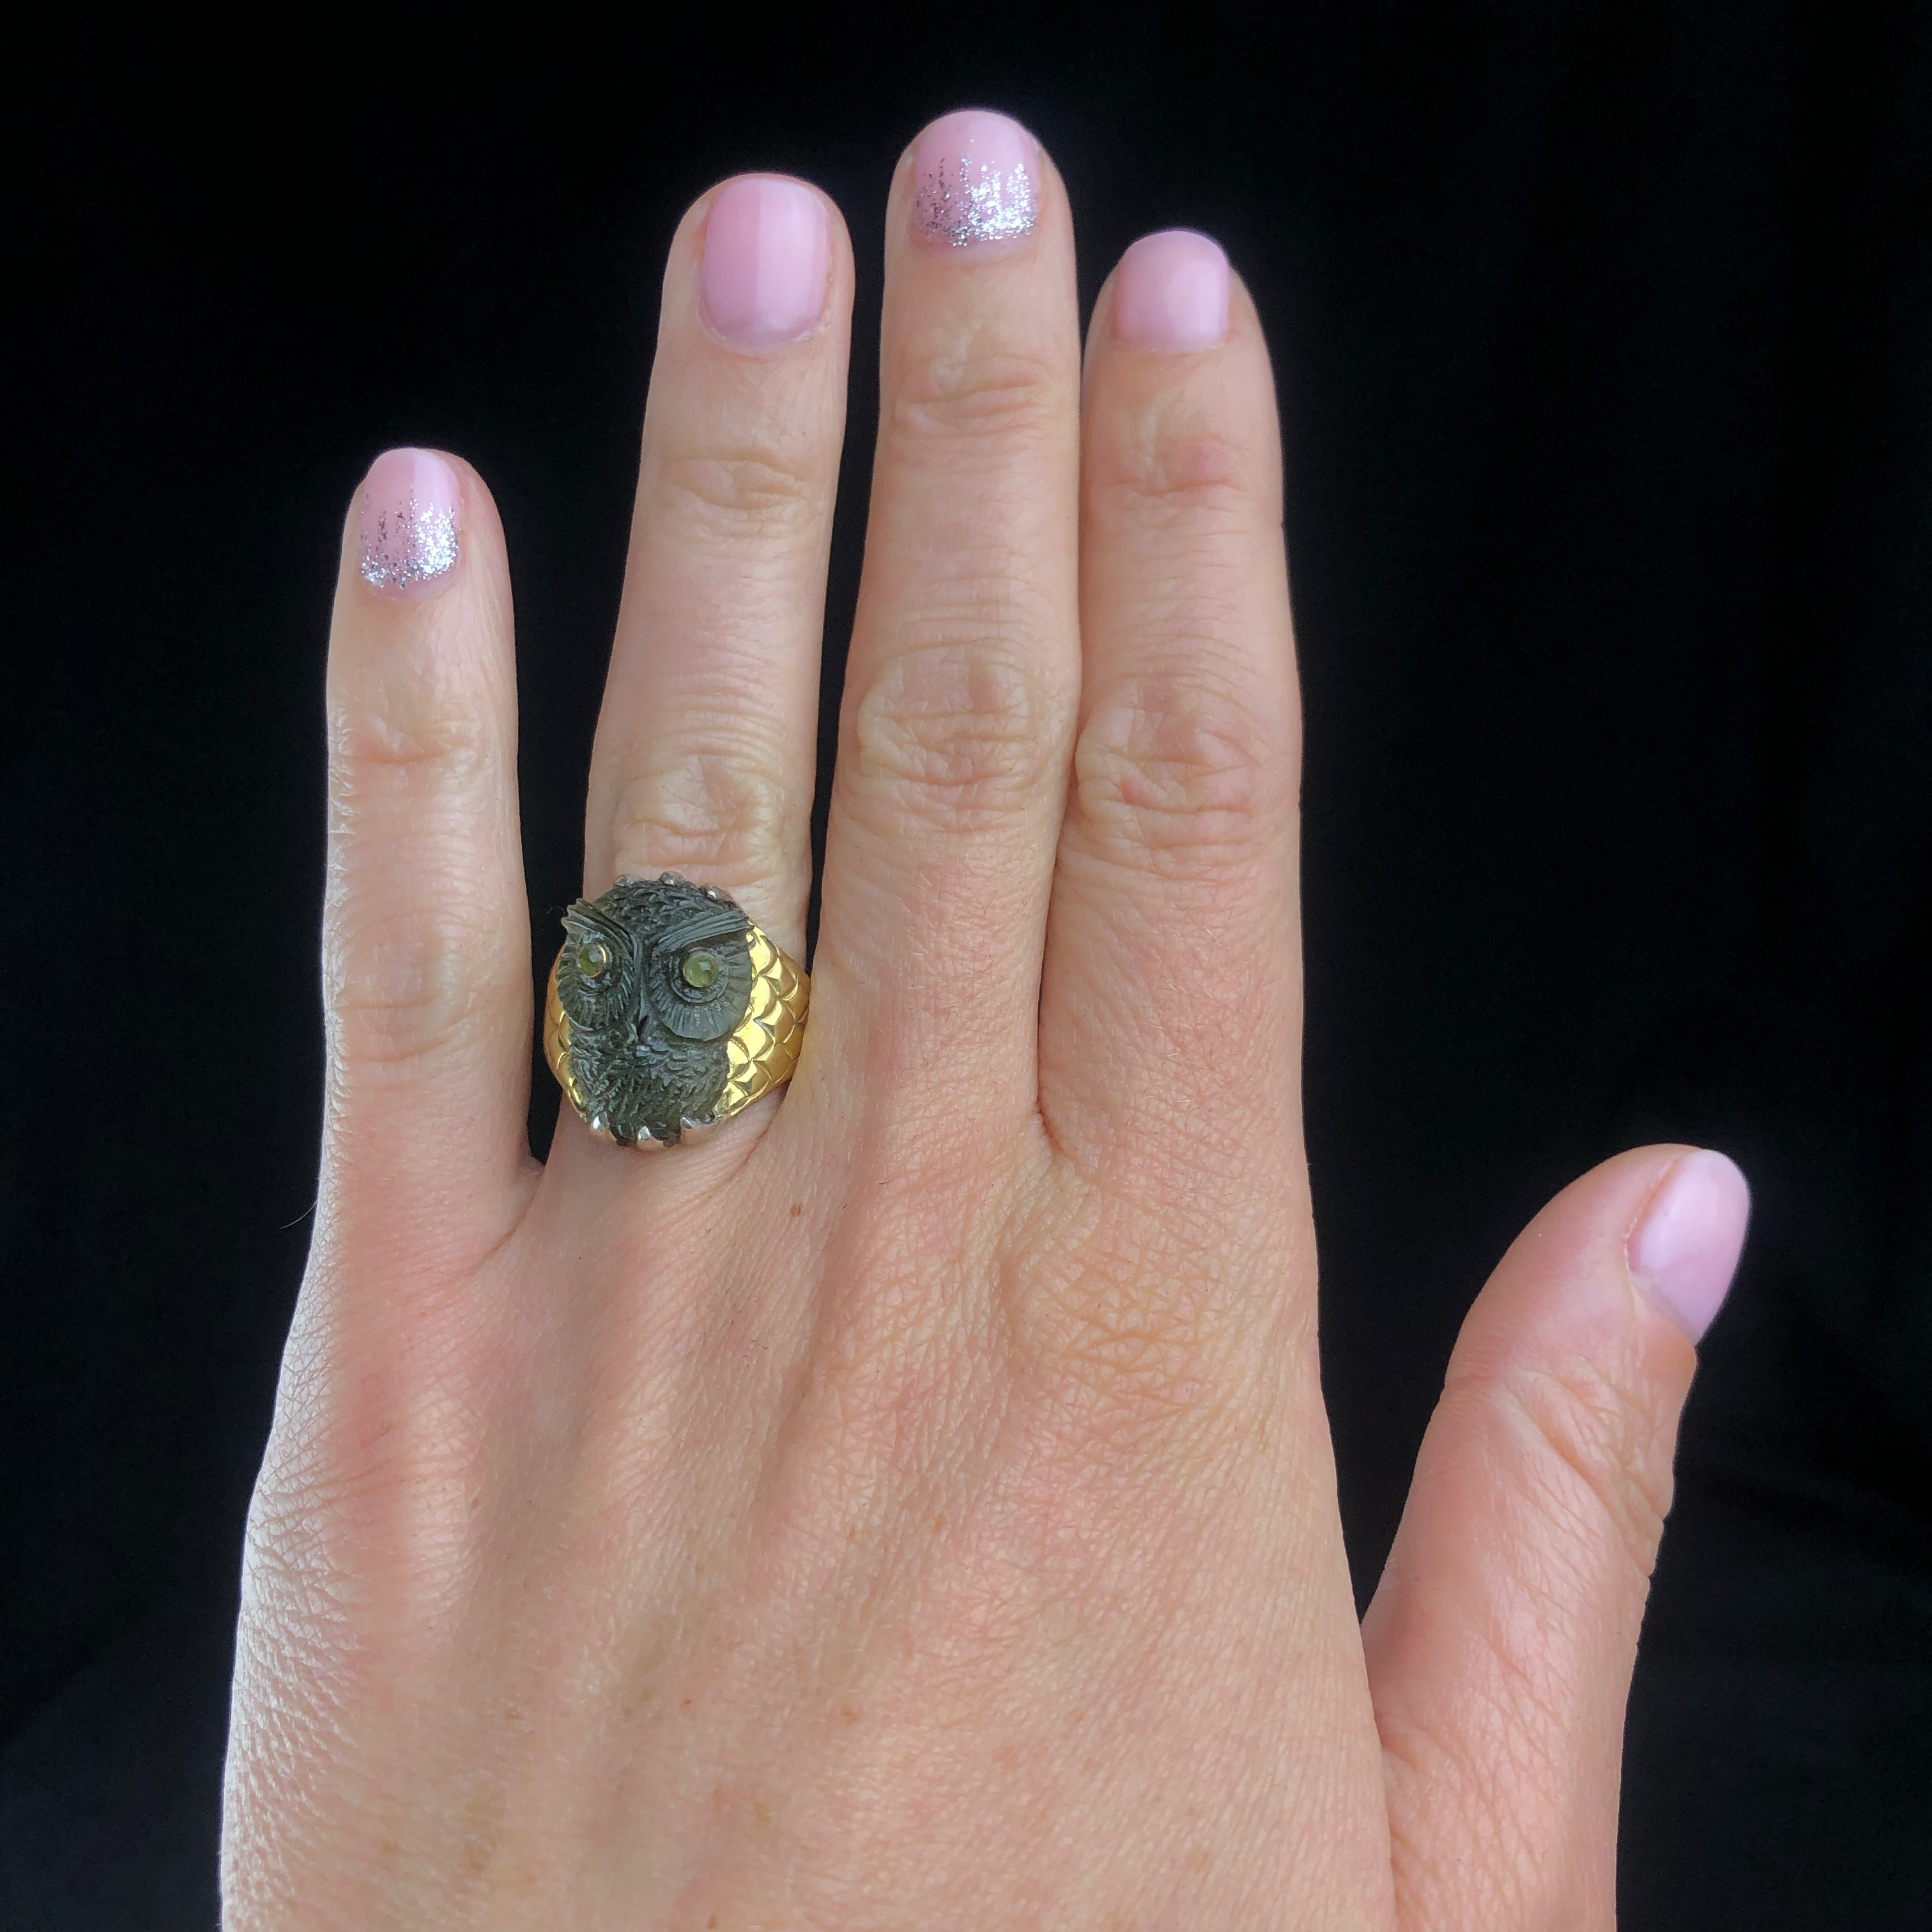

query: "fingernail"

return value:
[1627, 1150, 1751, 1342]
[912, 109, 1038, 249]
[1113, 230, 1231, 350]
[700, 176, 831, 349]
[359, 448, 461, 597]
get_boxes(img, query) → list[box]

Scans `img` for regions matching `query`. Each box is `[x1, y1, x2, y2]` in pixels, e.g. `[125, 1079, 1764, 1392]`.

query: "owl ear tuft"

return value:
[562, 899, 626, 949]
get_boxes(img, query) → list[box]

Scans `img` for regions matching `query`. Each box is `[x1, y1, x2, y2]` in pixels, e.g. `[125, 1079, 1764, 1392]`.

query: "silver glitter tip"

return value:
[915, 153, 1037, 246]
[360, 494, 460, 590]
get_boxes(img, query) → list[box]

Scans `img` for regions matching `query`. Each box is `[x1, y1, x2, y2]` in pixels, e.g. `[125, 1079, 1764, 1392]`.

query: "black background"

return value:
[6, 6, 1931, 1925]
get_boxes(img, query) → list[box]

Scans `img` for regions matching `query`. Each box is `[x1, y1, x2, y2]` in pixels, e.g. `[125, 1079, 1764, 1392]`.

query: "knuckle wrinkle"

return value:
[607, 749, 793, 879]
[654, 446, 820, 544]
[1074, 675, 1281, 862]
[891, 348, 1062, 443]
[1501, 1358, 1674, 1582]
[853, 642, 1054, 822]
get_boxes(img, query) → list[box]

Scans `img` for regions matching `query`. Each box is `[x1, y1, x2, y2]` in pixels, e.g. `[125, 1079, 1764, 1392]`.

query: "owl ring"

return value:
[543, 874, 809, 1147]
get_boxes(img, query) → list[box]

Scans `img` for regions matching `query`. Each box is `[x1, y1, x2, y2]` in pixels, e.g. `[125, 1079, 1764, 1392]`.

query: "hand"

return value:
[223, 111, 1750, 1928]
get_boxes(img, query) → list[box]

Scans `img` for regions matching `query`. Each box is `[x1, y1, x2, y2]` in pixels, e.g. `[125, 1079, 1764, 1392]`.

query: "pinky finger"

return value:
[1360, 1147, 1749, 1932]
[321, 448, 535, 1261]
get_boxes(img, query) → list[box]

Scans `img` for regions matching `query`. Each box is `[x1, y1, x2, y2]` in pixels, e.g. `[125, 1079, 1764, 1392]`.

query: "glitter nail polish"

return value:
[359, 447, 461, 595]
[912, 110, 1038, 248]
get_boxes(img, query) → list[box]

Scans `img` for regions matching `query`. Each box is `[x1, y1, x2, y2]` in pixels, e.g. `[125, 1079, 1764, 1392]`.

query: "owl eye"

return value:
[575, 940, 613, 980]
[679, 949, 719, 990]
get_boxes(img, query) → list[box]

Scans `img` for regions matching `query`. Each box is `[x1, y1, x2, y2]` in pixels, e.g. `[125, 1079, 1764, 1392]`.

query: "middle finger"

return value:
[814, 111, 1082, 1130]
[585, 175, 852, 960]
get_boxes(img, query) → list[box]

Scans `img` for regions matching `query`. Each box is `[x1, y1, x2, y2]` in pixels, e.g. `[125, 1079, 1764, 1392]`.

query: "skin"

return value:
[224, 126, 1712, 1929]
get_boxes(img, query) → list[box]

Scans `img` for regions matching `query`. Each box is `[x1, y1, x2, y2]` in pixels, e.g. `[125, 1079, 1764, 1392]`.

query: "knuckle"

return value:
[852, 638, 1059, 827]
[1091, 422, 1266, 536]
[652, 444, 822, 546]
[891, 346, 1064, 445]
[322, 885, 505, 1073]
[322, 737, 514, 1074]
[1073, 672, 1288, 871]
[1498, 1355, 1675, 1581]
[606, 744, 796, 880]
[329, 699, 493, 788]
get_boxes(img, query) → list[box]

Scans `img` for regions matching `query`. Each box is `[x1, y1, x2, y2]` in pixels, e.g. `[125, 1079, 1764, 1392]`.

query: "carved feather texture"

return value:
[553, 876, 752, 1146]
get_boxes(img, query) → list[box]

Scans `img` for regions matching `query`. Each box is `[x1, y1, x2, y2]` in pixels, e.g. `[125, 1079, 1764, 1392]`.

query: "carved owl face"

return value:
[554, 876, 755, 1145]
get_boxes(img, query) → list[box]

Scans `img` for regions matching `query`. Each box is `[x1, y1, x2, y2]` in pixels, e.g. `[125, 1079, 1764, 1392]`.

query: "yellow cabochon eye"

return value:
[575, 940, 612, 979]
[680, 949, 719, 990]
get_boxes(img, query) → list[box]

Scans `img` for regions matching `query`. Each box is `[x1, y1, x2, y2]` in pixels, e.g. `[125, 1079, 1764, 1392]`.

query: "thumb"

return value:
[1361, 1146, 1750, 1932]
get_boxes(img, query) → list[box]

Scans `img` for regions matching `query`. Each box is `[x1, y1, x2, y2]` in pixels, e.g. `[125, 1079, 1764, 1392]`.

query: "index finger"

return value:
[321, 449, 535, 1259]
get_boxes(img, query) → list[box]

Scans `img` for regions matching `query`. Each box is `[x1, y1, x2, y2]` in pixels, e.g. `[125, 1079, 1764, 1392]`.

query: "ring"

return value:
[543, 874, 809, 1147]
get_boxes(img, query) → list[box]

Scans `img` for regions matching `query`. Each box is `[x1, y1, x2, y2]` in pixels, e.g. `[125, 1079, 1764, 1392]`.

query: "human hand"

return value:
[222, 110, 1750, 1929]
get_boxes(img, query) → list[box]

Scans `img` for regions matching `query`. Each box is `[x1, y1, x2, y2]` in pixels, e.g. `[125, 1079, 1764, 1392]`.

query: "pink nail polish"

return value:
[700, 177, 830, 349]
[1114, 231, 1231, 350]
[359, 448, 461, 596]
[912, 109, 1038, 249]
[1627, 1150, 1751, 1342]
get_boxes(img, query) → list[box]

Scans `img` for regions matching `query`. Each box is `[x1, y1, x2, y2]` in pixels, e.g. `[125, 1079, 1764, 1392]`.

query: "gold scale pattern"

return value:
[716, 924, 810, 1116]
[544, 923, 808, 1135]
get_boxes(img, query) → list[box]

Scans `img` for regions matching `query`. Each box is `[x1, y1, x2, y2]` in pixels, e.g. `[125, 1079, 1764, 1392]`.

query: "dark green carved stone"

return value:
[555, 875, 753, 1146]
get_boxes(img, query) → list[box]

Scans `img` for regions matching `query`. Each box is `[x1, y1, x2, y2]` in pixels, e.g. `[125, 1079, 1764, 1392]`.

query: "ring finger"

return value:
[583, 174, 854, 962]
